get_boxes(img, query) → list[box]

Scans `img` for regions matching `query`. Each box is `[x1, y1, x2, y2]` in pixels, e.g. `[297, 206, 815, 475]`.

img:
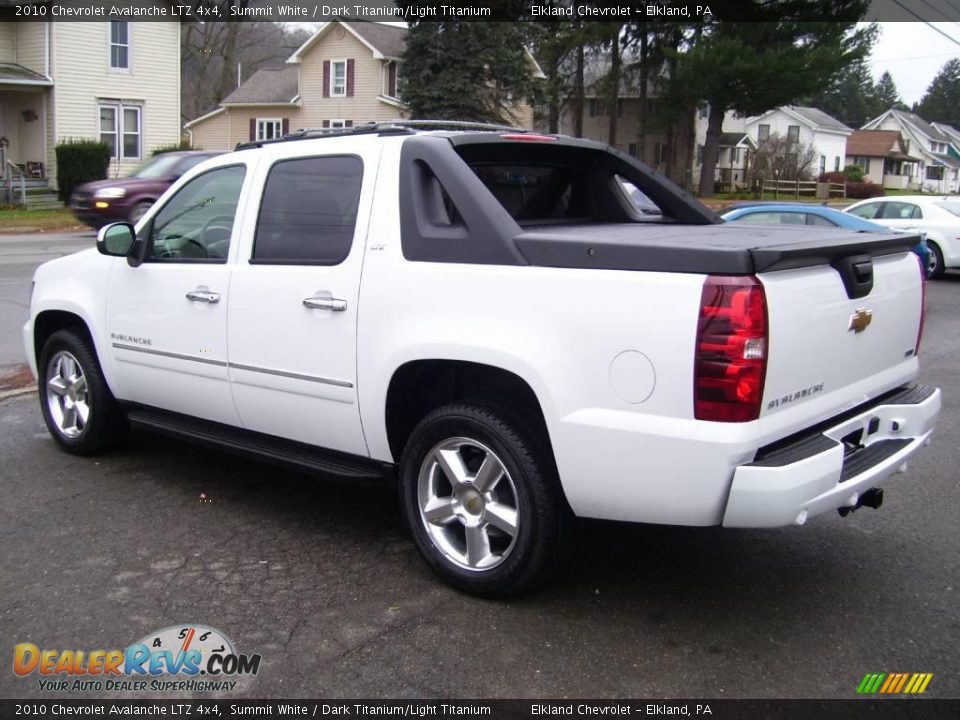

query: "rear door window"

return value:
[253, 155, 363, 265]
[468, 163, 590, 223]
[847, 202, 881, 220]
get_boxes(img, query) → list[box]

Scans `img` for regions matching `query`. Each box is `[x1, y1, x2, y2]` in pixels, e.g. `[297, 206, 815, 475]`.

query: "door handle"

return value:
[303, 296, 347, 312]
[186, 289, 220, 304]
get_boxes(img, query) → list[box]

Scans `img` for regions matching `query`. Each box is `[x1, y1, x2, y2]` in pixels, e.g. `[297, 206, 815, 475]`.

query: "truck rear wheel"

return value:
[39, 329, 127, 455]
[399, 402, 573, 597]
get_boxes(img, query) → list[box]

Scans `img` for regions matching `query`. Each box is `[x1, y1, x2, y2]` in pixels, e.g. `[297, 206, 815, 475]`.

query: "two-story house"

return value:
[186, 20, 540, 150]
[862, 109, 960, 193]
[0, 14, 181, 194]
[742, 106, 852, 178]
[187, 21, 407, 149]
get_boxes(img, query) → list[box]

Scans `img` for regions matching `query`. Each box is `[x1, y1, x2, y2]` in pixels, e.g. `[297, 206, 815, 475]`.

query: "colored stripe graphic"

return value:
[857, 672, 932, 694]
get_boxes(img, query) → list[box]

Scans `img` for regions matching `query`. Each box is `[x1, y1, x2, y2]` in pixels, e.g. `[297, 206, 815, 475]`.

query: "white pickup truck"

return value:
[24, 122, 941, 596]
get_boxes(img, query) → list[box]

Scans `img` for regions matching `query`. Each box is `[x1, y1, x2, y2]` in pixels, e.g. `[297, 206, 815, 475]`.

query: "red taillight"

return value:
[916, 253, 926, 355]
[694, 276, 768, 422]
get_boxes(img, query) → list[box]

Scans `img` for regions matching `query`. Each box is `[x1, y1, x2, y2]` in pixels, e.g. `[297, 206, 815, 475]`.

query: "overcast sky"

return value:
[868, 22, 960, 105]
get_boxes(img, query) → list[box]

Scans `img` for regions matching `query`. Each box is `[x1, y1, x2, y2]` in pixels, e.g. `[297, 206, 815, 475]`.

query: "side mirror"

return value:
[97, 222, 135, 256]
[96, 222, 148, 268]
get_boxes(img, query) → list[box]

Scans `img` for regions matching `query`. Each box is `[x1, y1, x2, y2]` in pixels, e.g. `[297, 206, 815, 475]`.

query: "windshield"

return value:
[132, 154, 183, 180]
[936, 201, 960, 217]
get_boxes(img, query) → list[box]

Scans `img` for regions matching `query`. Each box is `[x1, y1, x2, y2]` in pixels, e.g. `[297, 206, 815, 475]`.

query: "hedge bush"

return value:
[818, 171, 847, 184]
[841, 164, 866, 183]
[54, 140, 110, 202]
[845, 182, 885, 199]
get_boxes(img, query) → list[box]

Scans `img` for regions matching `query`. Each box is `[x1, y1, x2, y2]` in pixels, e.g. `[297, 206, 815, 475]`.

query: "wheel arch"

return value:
[33, 310, 94, 367]
[384, 359, 553, 467]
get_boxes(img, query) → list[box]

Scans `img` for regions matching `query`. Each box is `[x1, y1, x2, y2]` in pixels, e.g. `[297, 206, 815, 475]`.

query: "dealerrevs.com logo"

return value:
[13, 625, 262, 693]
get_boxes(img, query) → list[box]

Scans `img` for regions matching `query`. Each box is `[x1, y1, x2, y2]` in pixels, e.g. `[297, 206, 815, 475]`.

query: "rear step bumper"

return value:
[722, 384, 941, 528]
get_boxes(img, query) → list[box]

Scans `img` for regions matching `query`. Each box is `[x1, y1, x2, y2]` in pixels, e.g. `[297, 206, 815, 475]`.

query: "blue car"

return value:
[721, 203, 933, 276]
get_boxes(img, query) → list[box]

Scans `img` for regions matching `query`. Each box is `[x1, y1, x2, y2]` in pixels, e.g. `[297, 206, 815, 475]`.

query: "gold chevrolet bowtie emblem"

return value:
[849, 308, 873, 333]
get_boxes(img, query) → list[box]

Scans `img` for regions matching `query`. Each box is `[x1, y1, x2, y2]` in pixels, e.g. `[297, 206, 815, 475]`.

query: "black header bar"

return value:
[3, 0, 959, 23]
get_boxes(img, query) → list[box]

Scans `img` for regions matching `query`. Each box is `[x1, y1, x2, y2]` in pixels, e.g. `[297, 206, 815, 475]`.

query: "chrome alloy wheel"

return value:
[45, 351, 89, 439]
[417, 437, 520, 571]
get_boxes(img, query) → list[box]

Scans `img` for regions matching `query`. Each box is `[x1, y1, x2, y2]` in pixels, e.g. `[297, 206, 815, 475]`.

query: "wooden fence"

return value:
[759, 178, 846, 200]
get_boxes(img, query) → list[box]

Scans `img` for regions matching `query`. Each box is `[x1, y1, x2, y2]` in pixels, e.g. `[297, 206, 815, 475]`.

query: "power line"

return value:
[914, 0, 956, 23]
[888, 2, 960, 46]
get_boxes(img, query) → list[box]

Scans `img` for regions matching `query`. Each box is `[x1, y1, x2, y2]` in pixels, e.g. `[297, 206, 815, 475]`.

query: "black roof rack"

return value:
[234, 119, 529, 151]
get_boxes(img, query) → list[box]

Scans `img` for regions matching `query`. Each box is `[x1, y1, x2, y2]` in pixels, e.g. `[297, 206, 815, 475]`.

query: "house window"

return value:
[256, 119, 282, 141]
[331, 60, 347, 97]
[654, 141, 665, 165]
[819, 155, 826, 174]
[99, 104, 140, 160]
[329, 119, 346, 129]
[758, 124, 770, 142]
[854, 157, 871, 173]
[110, 22, 130, 70]
[627, 143, 639, 158]
[926, 166, 944, 180]
[696, 144, 704, 165]
[787, 125, 800, 142]
[834, 156, 840, 171]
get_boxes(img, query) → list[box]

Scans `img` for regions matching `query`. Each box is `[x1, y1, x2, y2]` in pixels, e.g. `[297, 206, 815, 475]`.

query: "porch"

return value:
[0, 64, 54, 206]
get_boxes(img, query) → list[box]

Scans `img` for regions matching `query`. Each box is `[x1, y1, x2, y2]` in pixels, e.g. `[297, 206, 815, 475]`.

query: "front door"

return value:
[105, 162, 250, 425]
[226, 151, 375, 457]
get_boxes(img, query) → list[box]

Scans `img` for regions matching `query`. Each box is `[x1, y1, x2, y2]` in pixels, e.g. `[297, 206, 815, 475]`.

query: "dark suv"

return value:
[70, 151, 220, 228]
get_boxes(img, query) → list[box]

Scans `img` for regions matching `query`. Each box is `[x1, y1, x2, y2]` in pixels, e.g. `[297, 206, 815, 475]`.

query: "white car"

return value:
[845, 195, 960, 277]
[23, 123, 941, 596]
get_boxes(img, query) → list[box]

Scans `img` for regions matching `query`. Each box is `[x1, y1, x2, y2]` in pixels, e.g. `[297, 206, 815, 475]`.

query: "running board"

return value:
[123, 405, 394, 483]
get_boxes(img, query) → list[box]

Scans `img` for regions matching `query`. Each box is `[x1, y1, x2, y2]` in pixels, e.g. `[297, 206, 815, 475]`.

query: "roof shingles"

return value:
[221, 67, 299, 105]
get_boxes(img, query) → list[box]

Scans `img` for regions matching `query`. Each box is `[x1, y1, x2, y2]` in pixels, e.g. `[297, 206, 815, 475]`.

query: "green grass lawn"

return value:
[0, 207, 85, 233]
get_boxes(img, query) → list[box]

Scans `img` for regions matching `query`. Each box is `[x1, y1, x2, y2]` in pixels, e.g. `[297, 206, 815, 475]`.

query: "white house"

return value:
[743, 106, 852, 178]
[0, 15, 181, 193]
[692, 108, 756, 189]
[862, 109, 960, 193]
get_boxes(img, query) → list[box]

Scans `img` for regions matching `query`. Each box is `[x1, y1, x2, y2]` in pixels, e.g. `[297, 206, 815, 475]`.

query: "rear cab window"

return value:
[252, 155, 364, 265]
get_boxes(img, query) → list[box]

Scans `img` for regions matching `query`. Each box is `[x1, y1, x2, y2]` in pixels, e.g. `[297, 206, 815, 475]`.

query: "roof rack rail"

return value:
[384, 119, 528, 133]
[234, 119, 529, 151]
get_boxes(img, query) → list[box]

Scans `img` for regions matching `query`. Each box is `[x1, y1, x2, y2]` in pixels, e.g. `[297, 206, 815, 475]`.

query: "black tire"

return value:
[38, 329, 127, 455]
[399, 402, 573, 597]
[928, 241, 945, 279]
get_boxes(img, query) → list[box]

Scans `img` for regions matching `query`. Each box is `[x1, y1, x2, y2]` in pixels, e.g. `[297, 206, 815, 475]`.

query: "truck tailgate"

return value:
[759, 251, 923, 419]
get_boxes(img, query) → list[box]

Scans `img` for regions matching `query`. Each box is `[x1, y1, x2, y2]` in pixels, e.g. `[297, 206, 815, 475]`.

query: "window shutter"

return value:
[249, 118, 256, 141]
[347, 59, 355, 97]
[282, 118, 289, 136]
[322, 120, 330, 129]
[345, 120, 353, 128]
[388, 62, 396, 98]
[323, 60, 330, 98]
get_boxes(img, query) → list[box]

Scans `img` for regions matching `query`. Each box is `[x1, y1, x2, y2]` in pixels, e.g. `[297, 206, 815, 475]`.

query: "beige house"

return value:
[0, 15, 180, 192]
[187, 21, 537, 150]
[844, 129, 919, 190]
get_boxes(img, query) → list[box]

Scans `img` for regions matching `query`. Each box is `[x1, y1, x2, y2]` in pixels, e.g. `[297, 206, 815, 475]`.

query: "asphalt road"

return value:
[0, 231, 95, 371]
[0, 275, 957, 701]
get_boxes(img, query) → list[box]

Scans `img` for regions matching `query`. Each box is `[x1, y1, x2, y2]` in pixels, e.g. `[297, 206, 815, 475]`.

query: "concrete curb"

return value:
[0, 385, 36, 402]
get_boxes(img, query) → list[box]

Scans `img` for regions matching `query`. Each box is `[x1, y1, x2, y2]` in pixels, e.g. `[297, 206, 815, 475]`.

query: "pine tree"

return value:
[873, 71, 906, 114]
[807, 59, 876, 128]
[916, 59, 960, 126]
[399, 18, 539, 125]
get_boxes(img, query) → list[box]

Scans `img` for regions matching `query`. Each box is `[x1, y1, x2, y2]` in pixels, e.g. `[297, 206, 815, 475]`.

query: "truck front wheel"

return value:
[399, 402, 573, 597]
[38, 329, 127, 455]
